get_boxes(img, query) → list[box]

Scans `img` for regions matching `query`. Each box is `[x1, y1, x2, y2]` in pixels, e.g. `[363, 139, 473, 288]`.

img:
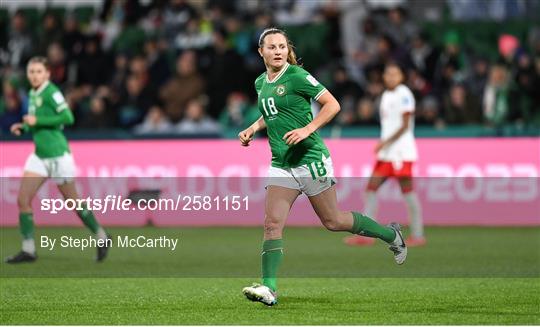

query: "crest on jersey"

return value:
[275, 84, 286, 96]
[35, 97, 43, 107]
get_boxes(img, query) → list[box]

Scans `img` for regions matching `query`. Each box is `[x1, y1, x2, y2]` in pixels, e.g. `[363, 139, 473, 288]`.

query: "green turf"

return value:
[1, 227, 539, 324]
[1, 278, 539, 325]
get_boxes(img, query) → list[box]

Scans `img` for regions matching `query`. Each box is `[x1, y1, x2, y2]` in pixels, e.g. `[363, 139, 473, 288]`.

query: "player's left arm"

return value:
[284, 91, 340, 145]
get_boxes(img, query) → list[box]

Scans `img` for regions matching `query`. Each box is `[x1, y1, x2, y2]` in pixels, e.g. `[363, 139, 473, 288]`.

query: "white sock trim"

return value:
[96, 227, 107, 240]
[22, 239, 36, 254]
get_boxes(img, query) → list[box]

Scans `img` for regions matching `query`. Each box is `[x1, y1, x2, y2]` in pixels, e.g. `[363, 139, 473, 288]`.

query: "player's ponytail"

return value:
[258, 27, 299, 66]
[287, 45, 298, 66]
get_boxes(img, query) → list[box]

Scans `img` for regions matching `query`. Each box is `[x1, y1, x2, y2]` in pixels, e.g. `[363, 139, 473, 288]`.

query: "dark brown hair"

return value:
[27, 56, 50, 70]
[258, 28, 298, 65]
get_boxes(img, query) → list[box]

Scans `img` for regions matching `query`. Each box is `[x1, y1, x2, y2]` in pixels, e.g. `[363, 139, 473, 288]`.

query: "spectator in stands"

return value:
[159, 50, 205, 122]
[223, 16, 252, 57]
[433, 31, 469, 95]
[330, 65, 364, 111]
[143, 37, 170, 88]
[79, 95, 116, 129]
[173, 16, 213, 51]
[243, 11, 273, 75]
[365, 34, 410, 76]
[509, 53, 536, 125]
[37, 11, 63, 56]
[353, 97, 378, 126]
[0, 80, 24, 135]
[176, 97, 221, 135]
[409, 32, 439, 81]
[109, 53, 130, 95]
[77, 35, 111, 88]
[351, 18, 379, 68]
[112, 24, 147, 56]
[118, 74, 155, 127]
[270, 0, 325, 26]
[330, 65, 364, 124]
[219, 92, 260, 130]
[128, 55, 153, 94]
[4, 10, 34, 70]
[62, 15, 84, 63]
[407, 67, 432, 99]
[483, 64, 510, 127]
[133, 105, 174, 134]
[93, 0, 144, 51]
[204, 27, 247, 118]
[443, 83, 482, 125]
[416, 95, 443, 128]
[382, 7, 418, 48]
[161, 0, 198, 45]
[364, 68, 385, 99]
[498, 34, 527, 81]
[468, 57, 489, 101]
[47, 42, 68, 87]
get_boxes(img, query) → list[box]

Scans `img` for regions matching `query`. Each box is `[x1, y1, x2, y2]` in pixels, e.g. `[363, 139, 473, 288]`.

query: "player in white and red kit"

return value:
[345, 62, 425, 247]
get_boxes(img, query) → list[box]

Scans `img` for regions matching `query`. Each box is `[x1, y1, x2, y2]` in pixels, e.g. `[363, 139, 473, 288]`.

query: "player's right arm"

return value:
[239, 76, 267, 147]
[22, 88, 74, 128]
[375, 86, 415, 153]
[10, 123, 24, 136]
[23, 109, 74, 128]
[375, 112, 411, 153]
[238, 116, 266, 147]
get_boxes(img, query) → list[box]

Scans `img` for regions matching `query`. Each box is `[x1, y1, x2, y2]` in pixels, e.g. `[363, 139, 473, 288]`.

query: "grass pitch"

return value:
[1, 226, 539, 325]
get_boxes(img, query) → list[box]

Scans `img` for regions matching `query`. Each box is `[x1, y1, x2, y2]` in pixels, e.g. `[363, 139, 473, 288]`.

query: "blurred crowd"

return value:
[1, 0, 540, 136]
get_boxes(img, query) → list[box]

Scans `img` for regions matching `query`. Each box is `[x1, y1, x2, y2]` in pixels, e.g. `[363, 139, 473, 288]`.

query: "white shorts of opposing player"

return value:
[24, 152, 76, 184]
[266, 155, 336, 196]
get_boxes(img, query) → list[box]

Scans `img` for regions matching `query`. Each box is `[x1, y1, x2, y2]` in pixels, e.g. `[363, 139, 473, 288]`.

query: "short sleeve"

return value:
[399, 86, 415, 114]
[51, 90, 69, 112]
[254, 75, 264, 97]
[292, 71, 327, 101]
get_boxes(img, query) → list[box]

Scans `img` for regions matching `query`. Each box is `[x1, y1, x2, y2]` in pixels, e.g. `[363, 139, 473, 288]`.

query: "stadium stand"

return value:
[1, 0, 539, 138]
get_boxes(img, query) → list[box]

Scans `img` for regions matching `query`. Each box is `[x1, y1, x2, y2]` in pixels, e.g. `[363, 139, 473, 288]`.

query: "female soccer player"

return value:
[238, 28, 407, 306]
[6, 57, 110, 264]
[344, 63, 425, 247]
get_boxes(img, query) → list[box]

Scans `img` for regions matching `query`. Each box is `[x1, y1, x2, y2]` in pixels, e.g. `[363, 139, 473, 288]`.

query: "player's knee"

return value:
[321, 217, 342, 232]
[264, 215, 284, 235]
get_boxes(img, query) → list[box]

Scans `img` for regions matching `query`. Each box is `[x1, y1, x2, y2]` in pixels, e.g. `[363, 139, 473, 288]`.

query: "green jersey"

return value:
[255, 63, 330, 168]
[26, 81, 74, 158]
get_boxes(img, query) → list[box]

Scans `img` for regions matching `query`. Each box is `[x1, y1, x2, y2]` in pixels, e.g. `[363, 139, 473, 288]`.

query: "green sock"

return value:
[351, 212, 395, 243]
[76, 206, 100, 234]
[19, 212, 34, 239]
[262, 239, 284, 292]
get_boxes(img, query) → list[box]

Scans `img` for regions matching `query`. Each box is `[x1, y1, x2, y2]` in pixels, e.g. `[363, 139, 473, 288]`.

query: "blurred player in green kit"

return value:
[6, 56, 110, 264]
[239, 28, 407, 306]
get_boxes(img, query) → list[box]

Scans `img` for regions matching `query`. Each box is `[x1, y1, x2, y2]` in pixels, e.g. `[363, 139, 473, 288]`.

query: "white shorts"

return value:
[267, 155, 336, 197]
[23, 152, 76, 184]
